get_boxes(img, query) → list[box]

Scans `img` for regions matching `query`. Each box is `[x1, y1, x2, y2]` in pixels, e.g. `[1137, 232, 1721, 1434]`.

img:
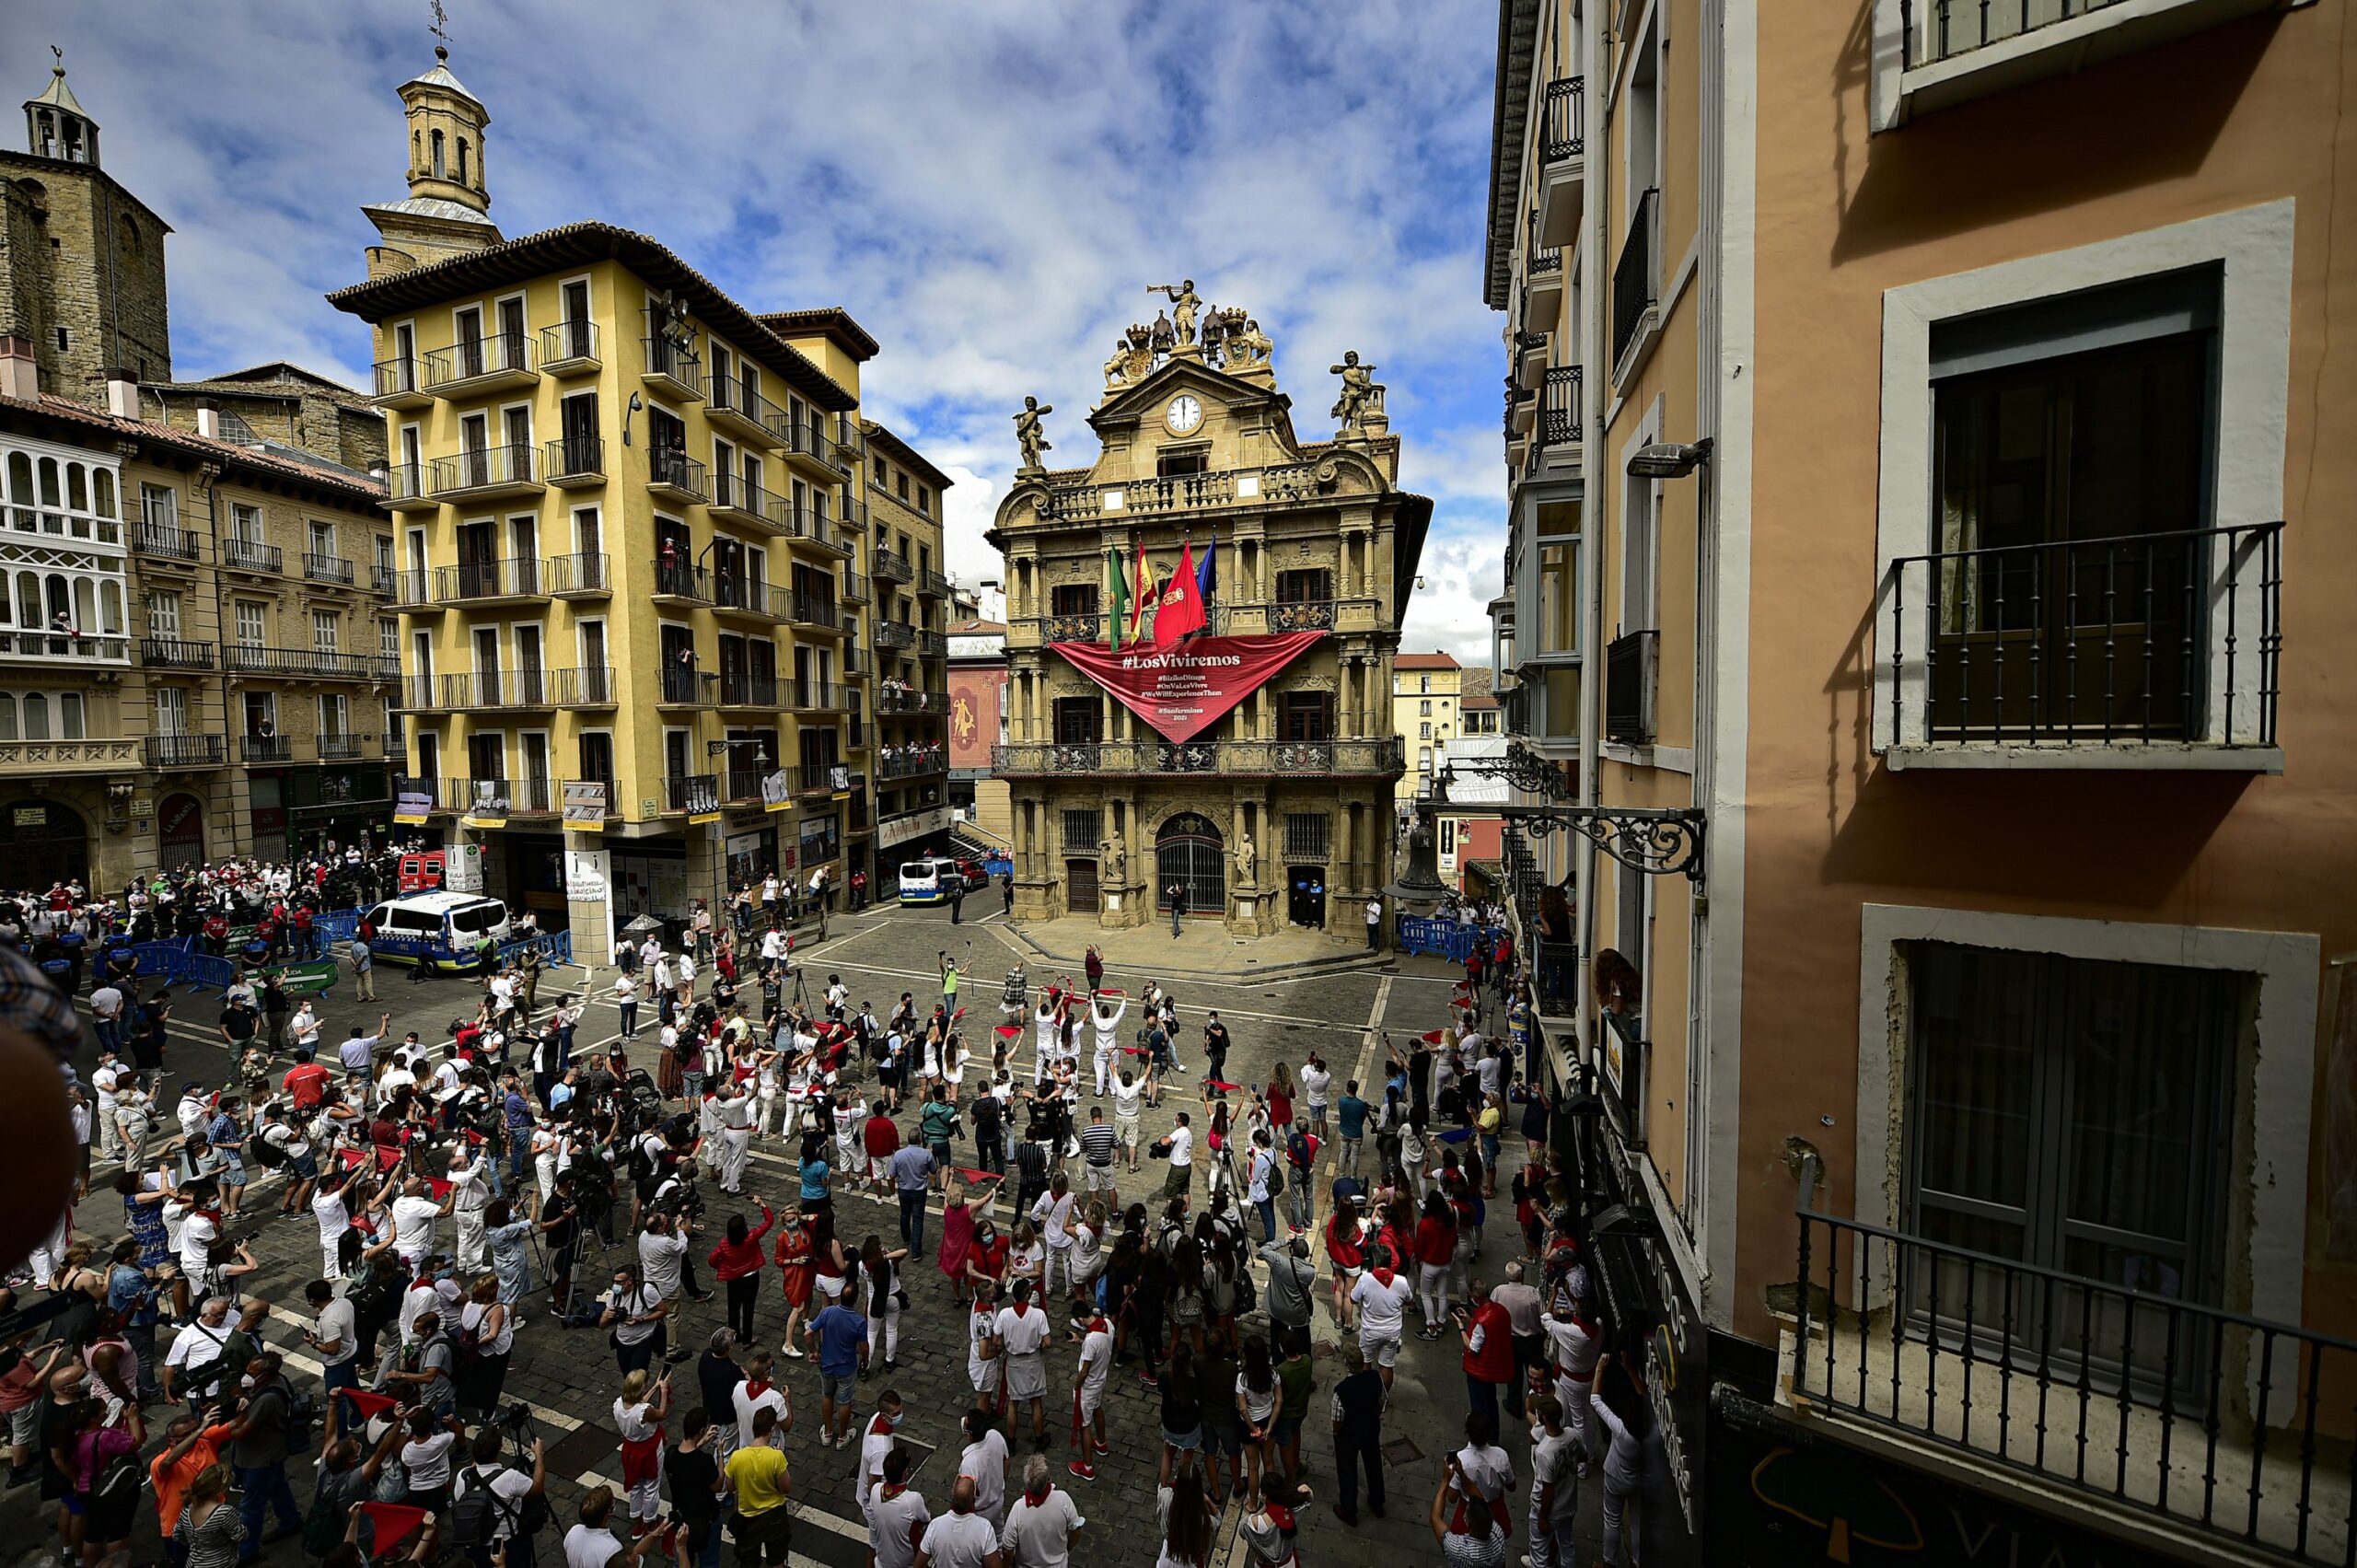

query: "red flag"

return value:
[1152, 540, 1206, 645]
[343, 1389, 399, 1422]
[1205, 1079, 1244, 1093]
[993, 1025, 1022, 1040]
[357, 1502, 428, 1557]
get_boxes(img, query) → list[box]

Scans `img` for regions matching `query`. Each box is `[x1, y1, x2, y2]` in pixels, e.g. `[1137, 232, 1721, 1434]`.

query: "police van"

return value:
[357, 891, 514, 971]
[897, 857, 962, 906]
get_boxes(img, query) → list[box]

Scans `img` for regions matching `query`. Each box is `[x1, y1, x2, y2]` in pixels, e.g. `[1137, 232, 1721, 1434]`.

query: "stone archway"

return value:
[158, 792, 205, 871]
[1155, 810, 1225, 917]
[0, 797, 88, 892]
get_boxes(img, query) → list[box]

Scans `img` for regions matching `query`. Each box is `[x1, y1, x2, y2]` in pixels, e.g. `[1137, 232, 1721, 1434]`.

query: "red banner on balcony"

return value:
[1051, 632, 1325, 742]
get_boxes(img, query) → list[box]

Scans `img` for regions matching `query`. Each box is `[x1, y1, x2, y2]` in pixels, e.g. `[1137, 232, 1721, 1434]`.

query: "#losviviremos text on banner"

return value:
[1051, 631, 1325, 742]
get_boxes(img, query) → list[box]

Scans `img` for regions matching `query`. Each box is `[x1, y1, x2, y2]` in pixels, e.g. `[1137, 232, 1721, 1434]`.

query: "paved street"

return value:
[5, 906, 1594, 1567]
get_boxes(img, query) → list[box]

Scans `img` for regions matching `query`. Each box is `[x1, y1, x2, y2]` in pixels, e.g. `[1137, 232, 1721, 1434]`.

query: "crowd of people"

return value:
[0, 851, 1655, 1568]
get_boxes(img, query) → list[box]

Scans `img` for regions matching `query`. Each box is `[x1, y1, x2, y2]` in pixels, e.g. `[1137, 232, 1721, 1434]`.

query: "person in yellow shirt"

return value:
[724, 1406, 793, 1563]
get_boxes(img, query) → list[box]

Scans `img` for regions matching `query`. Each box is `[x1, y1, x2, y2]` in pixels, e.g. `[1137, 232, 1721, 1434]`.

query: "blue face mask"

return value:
[887, 1411, 904, 1428]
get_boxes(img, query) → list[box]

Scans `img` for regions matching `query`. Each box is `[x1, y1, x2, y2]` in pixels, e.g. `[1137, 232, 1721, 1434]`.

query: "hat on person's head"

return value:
[179, 1079, 204, 1096]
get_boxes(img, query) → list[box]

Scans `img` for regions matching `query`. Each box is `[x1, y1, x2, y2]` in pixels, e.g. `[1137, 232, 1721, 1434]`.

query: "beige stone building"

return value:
[989, 296, 1422, 935]
[858, 418, 955, 882]
[1484, 0, 2353, 1561]
[0, 62, 397, 892]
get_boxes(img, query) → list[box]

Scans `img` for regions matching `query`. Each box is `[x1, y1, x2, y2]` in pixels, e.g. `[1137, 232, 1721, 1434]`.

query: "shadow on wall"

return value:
[1826, 0, 2282, 266]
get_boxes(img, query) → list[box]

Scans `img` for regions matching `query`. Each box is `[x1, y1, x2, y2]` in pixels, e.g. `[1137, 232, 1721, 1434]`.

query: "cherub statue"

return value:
[1014, 395, 1054, 470]
[1329, 350, 1378, 431]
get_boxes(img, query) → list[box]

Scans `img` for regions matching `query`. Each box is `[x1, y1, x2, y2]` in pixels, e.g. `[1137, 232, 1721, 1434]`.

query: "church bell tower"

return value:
[360, 46, 504, 280]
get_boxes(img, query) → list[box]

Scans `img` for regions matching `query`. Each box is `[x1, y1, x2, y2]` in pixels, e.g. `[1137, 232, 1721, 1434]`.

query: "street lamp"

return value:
[1626, 437, 1713, 480]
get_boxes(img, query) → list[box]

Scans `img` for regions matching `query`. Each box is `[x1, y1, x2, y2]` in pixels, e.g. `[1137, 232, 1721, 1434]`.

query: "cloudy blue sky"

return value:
[26, 0, 1508, 660]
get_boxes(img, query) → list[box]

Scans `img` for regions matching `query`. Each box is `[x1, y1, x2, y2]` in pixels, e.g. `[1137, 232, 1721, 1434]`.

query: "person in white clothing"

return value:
[611, 1368, 672, 1530]
[1029, 1177, 1076, 1299]
[867, 1449, 930, 1568]
[956, 1406, 1011, 1527]
[917, 1476, 1002, 1568]
[448, 1145, 491, 1272]
[389, 1177, 454, 1268]
[993, 1280, 1052, 1451]
[1088, 994, 1125, 1098]
[1067, 1310, 1113, 1481]
[1350, 1253, 1417, 1390]
[714, 1081, 754, 1194]
[1002, 1454, 1086, 1566]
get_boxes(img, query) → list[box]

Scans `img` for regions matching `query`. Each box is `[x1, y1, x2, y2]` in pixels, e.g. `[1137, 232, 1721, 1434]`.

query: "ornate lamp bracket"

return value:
[1501, 803, 1706, 885]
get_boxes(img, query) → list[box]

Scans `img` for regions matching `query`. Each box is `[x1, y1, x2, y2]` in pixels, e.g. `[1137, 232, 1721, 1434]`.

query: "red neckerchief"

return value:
[868, 1414, 892, 1438]
[1023, 1481, 1053, 1507]
[1086, 1315, 1109, 1336]
[744, 1379, 772, 1400]
[193, 1206, 222, 1225]
[1009, 1300, 1029, 1318]
[881, 1481, 911, 1502]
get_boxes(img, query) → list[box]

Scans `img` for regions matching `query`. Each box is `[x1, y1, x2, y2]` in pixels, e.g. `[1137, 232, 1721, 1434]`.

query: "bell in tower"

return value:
[25, 51, 99, 168]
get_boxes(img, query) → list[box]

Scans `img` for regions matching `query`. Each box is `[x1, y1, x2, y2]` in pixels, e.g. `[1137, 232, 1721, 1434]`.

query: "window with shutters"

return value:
[234, 601, 266, 647]
[312, 610, 339, 654]
[1052, 697, 1102, 744]
[147, 591, 181, 640]
[1051, 584, 1099, 615]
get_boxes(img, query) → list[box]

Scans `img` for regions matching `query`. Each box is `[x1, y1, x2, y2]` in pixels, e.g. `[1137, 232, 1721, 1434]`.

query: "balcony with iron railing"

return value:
[640, 335, 705, 402]
[443, 776, 557, 817]
[648, 449, 710, 505]
[1789, 1196, 2356, 1566]
[789, 594, 839, 632]
[707, 377, 788, 450]
[719, 767, 786, 807]
[1880, 522, 2283, 766]
[665, 772, 721, 815]
[876, 619, 916, 650]
[134, 512, 203, 562]
[873, 547, 913, 584]
[779, 506, 849, 557]
[878, 747, 947, 780]
[1046, 611, 1100, 643]
[545, 436, 605, 487]
[302, 552, 354, 587]
[438, 669, 558, 710]
[651, 558, 713, 605]
[317, 732, 378, 761]
[711, 470, 790, 533]
[776, 415, 850, 477]
[370, 355, 433, 409]
[1535, 366, 1583, 463]
[718, 671, 780, 709]
[1604, 629, 1658, 747]
[422, 331, 538, 396]
[993, 736, 1404, 777]
[1535, 75, 1587, 248]
[917, 566, 952, 599]
[785, 680, 851, 713]
[238, 733, 292, 764]
[540, 319, 600, 375]
[713, 575, 789, 623]
[371, 562, 396, 595]
[554, 666, 618, 706]
[877, 685, 948, 715]
[547, 552, 611, 598]
[430, 443, 542, 502]
[140, 636, 214, 670]
[658, 666, 718, 708]
[221, 537, 283, 575]
[916, 628, 948, 659]
[145, 734, 226, 769]
[434, 556, 548, 606]
[842, 644, 872, 677]
[1611, 187, 1661, 373]
[384, 462, 433, 512]
[840, 572, 871, 604]
[1523, 209, 1565, 329]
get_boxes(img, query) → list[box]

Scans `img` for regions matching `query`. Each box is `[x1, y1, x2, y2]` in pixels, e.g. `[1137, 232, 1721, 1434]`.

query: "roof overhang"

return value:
[1481, 0, 1544, 310]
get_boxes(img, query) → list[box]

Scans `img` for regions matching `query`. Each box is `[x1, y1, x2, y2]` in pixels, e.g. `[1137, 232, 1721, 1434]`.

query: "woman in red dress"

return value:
[936, 1172, 1003, 1303]
[1264, 1063, 1295, 1133]
[772, 1202, 816, 1357]
[962, 1213, 1011, 1298]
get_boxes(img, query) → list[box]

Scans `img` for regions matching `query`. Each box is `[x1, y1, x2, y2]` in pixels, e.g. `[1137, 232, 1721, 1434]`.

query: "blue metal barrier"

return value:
[1395, 917, 1506, 963]
[497, 929, 575, 968]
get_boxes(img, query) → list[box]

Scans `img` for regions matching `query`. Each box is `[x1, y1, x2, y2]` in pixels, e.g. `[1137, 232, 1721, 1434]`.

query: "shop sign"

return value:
[443, 842, 483, 892]
[1050, 632, 1325, 742]
[879, 805, 950, 849]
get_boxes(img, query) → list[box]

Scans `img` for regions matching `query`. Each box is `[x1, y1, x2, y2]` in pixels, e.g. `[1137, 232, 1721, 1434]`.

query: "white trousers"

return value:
[456, 1206, 487, 1272]
[720, 1126, 751, 1191]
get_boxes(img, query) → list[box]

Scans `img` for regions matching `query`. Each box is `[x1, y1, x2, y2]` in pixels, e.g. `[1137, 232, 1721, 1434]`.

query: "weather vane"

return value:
[428, 0, 451, 58]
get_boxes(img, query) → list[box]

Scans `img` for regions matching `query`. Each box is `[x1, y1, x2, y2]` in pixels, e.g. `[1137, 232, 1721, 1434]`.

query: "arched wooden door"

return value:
[158, 792, 205, 871]
[0, 798, 88, 890]
[1155, 812, 1225, 917]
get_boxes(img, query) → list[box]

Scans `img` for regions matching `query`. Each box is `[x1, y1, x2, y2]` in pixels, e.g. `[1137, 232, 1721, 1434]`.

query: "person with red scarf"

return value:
[1413, 1191, 1459, 1337]
[1238, 1472, 1306, 1566]
[1323, 1193, 1367, 1332]
[1067, 1307, 1114, 1481]
[610, 1365, 671, 1537]
[772, 1204, 815, 1359]
[1457, 1282, 1517, 1431]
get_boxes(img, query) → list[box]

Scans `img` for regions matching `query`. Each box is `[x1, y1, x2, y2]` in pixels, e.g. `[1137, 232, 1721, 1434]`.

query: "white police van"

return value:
[358, 891, 514, 971]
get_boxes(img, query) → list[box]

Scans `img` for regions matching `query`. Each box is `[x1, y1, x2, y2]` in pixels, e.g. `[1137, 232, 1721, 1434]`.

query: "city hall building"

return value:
[988, 296, 1426, 935]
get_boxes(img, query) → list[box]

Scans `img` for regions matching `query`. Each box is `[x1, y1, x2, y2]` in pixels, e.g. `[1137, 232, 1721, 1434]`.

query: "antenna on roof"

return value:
[428, 0, 452, 61]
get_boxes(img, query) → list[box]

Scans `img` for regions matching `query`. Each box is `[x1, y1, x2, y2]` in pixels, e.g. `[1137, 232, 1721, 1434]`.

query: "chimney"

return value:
[0, 336, 36, 402]
[195, 397, 220, 440]
[102, 366, 138, 418]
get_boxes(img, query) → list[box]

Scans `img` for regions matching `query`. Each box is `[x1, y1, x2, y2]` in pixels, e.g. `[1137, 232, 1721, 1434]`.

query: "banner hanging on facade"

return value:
[1051, 631, 1325, 742]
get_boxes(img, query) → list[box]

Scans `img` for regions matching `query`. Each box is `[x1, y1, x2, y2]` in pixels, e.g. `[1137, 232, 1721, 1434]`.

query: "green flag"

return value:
[1108, 545, 1128, 647]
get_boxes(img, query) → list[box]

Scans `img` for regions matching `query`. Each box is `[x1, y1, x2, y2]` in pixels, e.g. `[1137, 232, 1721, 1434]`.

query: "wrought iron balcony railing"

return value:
[917, 566, 952, 598]
[1604, 629, 1658, 746]
[659, 667, 718, 706]
[317, 732, 377, 761]
[1900, 0, 2134, 68]
[438, 670, 559, 709]
[713, 575, 789, 621]
[239, 734, 292, 764]
[648, 450, 709, 502]
[1794, 1200, 2357, 1565]
[221, 538, 282, 575]
[384, 463, 429, 506]
[1526, 209, 1561, 281]
[719, 672, 779, 708]
[1541, 75, 1585, 162]
[873, 548, 913, 584]
[652, 558, 713, 603]
[789, 594, 838, 630]
[140, 637, 214, 670]
[545, 436, 605, 483]
[840, 572, 871, 604]
[786, 681, 850, 711]
[302, 552, 354, 586]
[878, 748, 947, 780]
[133, 518, 203, 561]
[665, 772, 721, 815]
[1884, 523, 2283, 753]
[546, 552, 610, 596]
[1537, 365, 1583, 453]
[443, 776, 557, 816]
[711, 470, 789, 528]
[423, 331, 535, 389]
[554, 666, 617, 705]
[429, 443, 539, 496]
[877, 620, 916, 649]
[145, 734, 225, 768]
[223, 645, 393, 680]
[641, 336, 704, 400]
[1611, 187, 1660, 365]
[876, 685, 946, 715]
[1271, 599, 1337, 633]
[434, 556, 546, 602]
[540, 319, 600, 369]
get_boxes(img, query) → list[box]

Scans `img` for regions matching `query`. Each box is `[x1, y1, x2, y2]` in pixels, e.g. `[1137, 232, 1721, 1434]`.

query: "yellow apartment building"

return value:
[328, 53, 885, 947]
[1389, 650, 1463, 787]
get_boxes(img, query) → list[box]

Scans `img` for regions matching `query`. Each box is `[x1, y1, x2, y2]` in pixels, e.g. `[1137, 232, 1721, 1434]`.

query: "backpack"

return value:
[451, 1466, 519, 1552]
[452, 1310, 483, 1366]
[80, 1433, 140, 1511]
[248, 1126, 290, 1170]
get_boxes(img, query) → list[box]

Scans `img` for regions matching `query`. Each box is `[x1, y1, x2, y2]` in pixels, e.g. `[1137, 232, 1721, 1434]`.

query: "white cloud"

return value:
[32, 0, 1512, 634]
[1400, 528, 1504, 668]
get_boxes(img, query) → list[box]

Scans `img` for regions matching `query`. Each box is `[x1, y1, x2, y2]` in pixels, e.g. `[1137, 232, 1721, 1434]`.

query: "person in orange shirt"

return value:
[148, 1409, 233, 1555]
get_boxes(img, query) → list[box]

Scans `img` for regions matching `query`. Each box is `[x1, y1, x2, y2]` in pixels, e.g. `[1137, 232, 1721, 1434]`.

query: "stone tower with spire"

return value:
[360, 48, 505, 281]
[0, 54, 174, 403]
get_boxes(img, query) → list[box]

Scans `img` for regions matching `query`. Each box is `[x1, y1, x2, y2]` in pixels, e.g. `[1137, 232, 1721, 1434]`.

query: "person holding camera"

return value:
[450, 1423, 547, 1568]
[600, 1264, 670, 1376]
